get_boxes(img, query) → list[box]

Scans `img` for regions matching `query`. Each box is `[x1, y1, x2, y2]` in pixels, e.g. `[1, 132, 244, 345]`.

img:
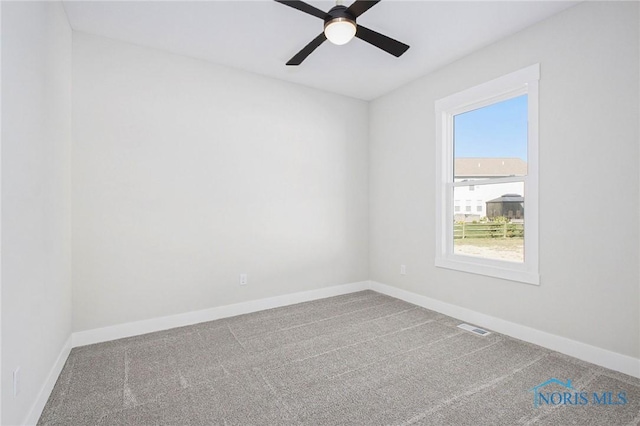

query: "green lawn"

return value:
[454, 237, 524, 249]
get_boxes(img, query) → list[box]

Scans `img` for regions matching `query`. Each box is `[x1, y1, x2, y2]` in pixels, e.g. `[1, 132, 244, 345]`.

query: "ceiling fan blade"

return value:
[274, 0, 329, 20]
[346, 0, 381, 18]
[286, 33, 327, 66]
[355, 25, 409, 57]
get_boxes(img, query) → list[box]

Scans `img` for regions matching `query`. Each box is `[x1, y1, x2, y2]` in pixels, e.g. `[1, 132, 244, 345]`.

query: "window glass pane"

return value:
[453, 182, 524, 263]
[453, 95, 528, 180]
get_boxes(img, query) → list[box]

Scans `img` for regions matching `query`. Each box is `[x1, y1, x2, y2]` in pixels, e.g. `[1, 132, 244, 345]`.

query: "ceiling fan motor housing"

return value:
[324, 5, 356, 29]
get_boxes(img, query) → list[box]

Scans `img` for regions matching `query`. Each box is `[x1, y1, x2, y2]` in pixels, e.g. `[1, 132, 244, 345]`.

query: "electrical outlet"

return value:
[13, 367, 20, 397]
[239, 273, 247, 285]
[400, 265, 407, 275]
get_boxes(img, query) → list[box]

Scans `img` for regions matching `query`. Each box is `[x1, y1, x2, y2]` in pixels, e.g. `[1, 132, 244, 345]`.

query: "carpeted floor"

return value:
[39, 290, 640, 425]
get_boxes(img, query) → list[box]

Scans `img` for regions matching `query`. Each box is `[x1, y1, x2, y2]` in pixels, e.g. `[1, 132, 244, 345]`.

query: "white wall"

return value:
[1, 2, 72, 425]
[72, 33, 369, 332]
[369, 1, 639, 359]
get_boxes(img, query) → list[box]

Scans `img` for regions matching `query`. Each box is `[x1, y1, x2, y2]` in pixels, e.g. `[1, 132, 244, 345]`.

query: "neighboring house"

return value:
[454, 158, 526, 222]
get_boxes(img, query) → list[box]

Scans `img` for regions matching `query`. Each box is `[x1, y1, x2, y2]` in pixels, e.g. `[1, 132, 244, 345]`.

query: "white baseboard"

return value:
[28, 279, 639, 426]
[23, 335, 72, 426]
[370, 281, 640, 379]
[72, 281, 371, 348]
[70, 278, 639, 377]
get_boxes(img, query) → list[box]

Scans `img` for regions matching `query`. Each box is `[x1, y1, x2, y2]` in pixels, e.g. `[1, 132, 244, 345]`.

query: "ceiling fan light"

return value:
[324, 18, 356, 45]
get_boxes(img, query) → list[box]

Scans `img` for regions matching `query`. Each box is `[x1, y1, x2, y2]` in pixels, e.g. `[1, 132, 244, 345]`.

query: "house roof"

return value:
[455, 158, 527, 178]
[487, 194, 524, 203]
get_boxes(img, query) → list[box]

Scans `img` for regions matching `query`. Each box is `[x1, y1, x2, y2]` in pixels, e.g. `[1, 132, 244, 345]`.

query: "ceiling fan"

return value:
[274, 0, 410, 65]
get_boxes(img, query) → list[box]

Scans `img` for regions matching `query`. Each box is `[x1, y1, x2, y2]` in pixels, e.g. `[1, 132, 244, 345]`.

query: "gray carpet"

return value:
[39, 291, 640, 425]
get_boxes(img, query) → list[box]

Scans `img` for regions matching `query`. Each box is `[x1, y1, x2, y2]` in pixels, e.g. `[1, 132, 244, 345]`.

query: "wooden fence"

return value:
[454, 222, 524, 239]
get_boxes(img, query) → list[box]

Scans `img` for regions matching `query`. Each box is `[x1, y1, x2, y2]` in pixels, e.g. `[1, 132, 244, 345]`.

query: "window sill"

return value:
[435, 256, 540, 285]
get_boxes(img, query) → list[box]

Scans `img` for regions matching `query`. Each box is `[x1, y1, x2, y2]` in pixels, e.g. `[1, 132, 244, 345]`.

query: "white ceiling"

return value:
[62, 0, 578, 100]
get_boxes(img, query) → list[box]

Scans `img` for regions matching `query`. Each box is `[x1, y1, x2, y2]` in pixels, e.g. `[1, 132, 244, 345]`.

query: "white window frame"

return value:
[435, 64, 540, 285]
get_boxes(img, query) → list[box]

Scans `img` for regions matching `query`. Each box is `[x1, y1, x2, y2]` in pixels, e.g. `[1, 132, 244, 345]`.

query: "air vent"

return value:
[457, 323, 491, 336]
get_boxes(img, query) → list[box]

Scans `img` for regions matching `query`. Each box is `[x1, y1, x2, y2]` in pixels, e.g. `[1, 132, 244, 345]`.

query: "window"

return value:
[435, 64, 539, 285]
